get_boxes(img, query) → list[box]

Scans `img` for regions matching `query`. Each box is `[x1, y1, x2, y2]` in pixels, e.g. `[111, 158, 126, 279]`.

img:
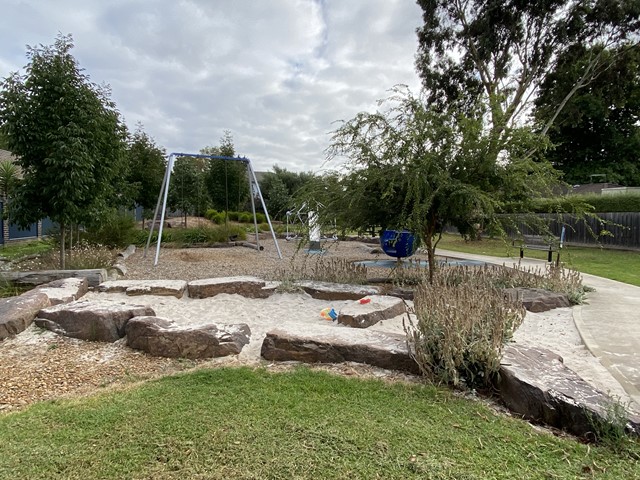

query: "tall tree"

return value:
[415, 0, 640, 161]
[260, 165, 315, 220]
[535, 44, 640, 185]
[0, 34, 128, 267]
[126, 124, 167, 223]
[202, 131, 249, 212]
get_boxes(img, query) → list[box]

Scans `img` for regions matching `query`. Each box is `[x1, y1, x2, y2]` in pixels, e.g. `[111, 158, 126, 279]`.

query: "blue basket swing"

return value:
[380, 229, 417, 258]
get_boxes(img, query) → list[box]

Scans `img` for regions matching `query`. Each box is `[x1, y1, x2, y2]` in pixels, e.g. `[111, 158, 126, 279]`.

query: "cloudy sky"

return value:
[0, 0, 424, 173]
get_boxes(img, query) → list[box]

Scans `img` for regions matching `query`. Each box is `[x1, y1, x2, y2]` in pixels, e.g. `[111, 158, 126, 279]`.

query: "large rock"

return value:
[118, 244, 136, 260]
[261, 326, 420, 374]
[97, 279, 187, 298]
[337, 295, 406, 328]
[296, 281, 381, 301]
[499, 344, 640, 437]
[34, 277, 88, 305]
[0, 290, 50, 340]
[188, 276, 274, 299]
[126, 316, 251, 359]
[503, 287, 571, 312]
[35, 300, 155, 342]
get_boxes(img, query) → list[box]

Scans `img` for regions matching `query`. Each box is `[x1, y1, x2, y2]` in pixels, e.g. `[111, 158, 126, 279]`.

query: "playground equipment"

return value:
[284, 201, 338, 248]
[380, 229, 417, 258]
[145, 152, 282, 266]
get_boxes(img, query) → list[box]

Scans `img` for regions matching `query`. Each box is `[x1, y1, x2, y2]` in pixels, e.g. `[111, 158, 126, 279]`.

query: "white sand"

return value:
[82, 289, 638, 412]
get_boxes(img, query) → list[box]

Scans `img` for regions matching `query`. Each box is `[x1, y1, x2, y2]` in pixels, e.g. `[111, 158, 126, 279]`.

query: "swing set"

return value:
[145, 152, 282, 266]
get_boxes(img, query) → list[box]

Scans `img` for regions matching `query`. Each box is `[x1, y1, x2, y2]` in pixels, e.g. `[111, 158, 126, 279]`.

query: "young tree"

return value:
[167, 156, 209, 226]
[0, 160, 18, 220]
[535, 45, 640, 185]
[126, 125, 167, 225]
[415, 0, 639, 160]
[0, 34, 128, 267]
[202, 131, 249, 212]
[319, 88, 559, 282]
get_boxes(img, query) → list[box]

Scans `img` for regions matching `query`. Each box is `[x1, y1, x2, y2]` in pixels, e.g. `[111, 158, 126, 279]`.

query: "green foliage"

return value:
[15, 239, 115, 270]
[201, 131, 250, 212]
[204, 208, 218, 221]
[0, 34, 128, 267]
[533, 193, 640, 213]
[168, 225, 247, 246]
[535, 45, 640, 186]
[415, 0, 639, 141]
[83, 210, 138, 248]
[255, 212, 267, 223]
[125, 125, 166, 211]
[168, 156, 209, 218]
[260, 165, 315, 220]
[587, 398, 637, 452]
[405, 267, 526, 387]
[238, 212, 252, 223]
[227, 210, 239, 221]
[317, 86, 560, 282]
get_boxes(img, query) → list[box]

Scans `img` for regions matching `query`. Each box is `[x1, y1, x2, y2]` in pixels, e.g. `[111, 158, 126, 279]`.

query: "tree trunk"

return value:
[60, 221, 66, 269]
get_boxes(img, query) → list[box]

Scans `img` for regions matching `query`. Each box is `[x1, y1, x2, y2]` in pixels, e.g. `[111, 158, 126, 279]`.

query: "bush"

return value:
[211, 213, 226, 225]
[256, 212, 267, 223]
[238, 212, 252, 223]
[405, 266, 526, 388]
[227, 211, 240, 221]
[169, 225, 247, 246]
[15, 239, 115, 271]
[532, 193, 640, 213]
[133, 229, 172, 246]
[275, 258, 368, 285]
[84, 211, 137, 248]
[205, 209, 219, 221]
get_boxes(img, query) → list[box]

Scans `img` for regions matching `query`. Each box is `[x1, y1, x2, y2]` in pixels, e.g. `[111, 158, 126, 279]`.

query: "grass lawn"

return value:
[437, 234, 640, 287]
[0, 240, 53, 261]
[1, 367, 638, 479]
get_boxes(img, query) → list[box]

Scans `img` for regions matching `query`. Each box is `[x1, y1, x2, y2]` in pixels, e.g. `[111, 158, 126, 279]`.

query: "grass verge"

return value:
[437, 234, 640, 287]
[1, 367, 638, 479]
[0, 240, 53, 261]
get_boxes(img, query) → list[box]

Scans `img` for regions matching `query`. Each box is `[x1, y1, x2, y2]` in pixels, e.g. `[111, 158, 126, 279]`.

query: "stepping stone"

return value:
[296, 281, 381, 301]
[126, 316, 251, 359]
[337, 295, 406, 328]
[98, 279, 187, 298]
[35, 277, 88, 305]
[35, 300, 155, 342]
[499, 344, 640, 437]
[261, 326, 420, 374]
[187, 276, 273, 299]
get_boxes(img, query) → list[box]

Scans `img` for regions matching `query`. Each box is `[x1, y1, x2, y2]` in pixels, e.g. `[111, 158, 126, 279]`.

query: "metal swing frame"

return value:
[145, 152, 282, 266]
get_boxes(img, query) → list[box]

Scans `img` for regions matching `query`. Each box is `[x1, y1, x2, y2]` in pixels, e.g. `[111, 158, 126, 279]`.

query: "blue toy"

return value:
[380, 229, 417, 258]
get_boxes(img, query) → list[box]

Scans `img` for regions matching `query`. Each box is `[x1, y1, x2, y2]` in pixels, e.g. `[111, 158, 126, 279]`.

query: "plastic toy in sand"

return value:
[320, 307, 338, 321]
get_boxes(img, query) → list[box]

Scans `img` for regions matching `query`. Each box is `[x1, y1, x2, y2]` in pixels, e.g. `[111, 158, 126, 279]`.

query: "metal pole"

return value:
[154, 154, 175, 266]
[144, 160, 170, 258]
[247, 161, 282, 259]
[245, 162, 261, 249]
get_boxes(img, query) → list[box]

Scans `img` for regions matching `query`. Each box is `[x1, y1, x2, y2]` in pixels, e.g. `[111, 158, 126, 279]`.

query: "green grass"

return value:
[0, 240, 53, 261]
[1, 367, 638, 479]
[437, 234, 640, 287]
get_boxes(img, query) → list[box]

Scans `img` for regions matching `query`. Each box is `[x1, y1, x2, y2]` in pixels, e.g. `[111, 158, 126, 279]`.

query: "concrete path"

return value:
[437, 248, 640, 407]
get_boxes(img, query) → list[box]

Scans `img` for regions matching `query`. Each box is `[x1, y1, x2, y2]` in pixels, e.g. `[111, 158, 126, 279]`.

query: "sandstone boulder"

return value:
[503, 287, 571, 312]
[188, 276, 272, 299]
[97, 279, 187, 298]
[261, 326, 419, 374]
[118, 244, 136, 260]
[0, 290, 50, 340]
[499, 344, 640, 437]
[126, 316, 251, 359]
[35, 300, 155, 342]
[35, 277, 88, 305]
[296, 281, 381, 301]
[337, 295, 406, 328]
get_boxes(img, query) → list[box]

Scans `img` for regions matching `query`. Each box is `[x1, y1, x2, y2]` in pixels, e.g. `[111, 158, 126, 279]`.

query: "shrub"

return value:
[275, 258, 368, 285]
[405, 267, 525, 388]
[133, 229, 172, 246]
[238, 212, 252, 223]
[211, 213, 225, 225]
[170, 225, 247, 246]
[205, 209, 219, 221]
[84, 211, 137, 248]
[227, 211, 240, 221]
[256, 212, 267, 223]
[15, 239, 115, 271]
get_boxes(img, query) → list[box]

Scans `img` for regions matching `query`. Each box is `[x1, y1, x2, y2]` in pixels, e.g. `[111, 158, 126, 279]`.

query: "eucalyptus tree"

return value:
[415, 0, 640, 160]
[0, 34, 128, 267]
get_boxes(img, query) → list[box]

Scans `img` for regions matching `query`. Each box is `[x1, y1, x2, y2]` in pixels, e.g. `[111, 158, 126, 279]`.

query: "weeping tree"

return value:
[315, 87, 560, 282]
[0, 34, 128, 268]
